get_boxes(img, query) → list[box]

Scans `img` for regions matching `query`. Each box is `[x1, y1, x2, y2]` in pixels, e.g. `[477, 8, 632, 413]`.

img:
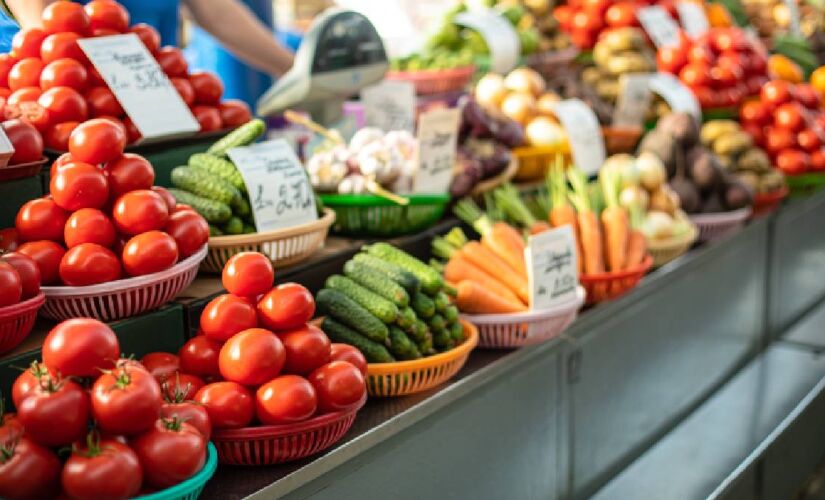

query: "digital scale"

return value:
[256, 8, 389, 126]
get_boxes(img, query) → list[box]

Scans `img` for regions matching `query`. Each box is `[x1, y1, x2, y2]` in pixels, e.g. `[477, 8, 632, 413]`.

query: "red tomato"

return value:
[16, 240, 65, 284]
[0, 262, 21, 306]
[85, 0, 129, 32]
[42, 1, 90, 34]
[8, 57, 44, 91]
[112, 189, 170, 235]
[165, 209, 208, 258]
[257, 283, 315, 331]
[5, 100, 51, 132]
[761, 80, 793, 108]
[192, 105, 222, 132]
[218, 328, 285, 385]
[140, 352, 180, 382]
[60, 242, 121, 285]
[11, 361, 52, 408]
[130, 23, 160, 53]
[162, 372, 206, 401]
[152, 185, 177, 212]
[61, 437, 142, 500]
[679, 63, 712, 88]
[764, 126, 797, 154]
[200, 293, 258, 341]
[218, 100, 252, 127]
[0, 412, 23, 446]
[64, 208, 115, 248]
[280, 324, 331, 375]
[329, 343, 368, 376]
[775, 102, 805, 132]
[742, 122, 765, 147]
[571, 10, 603, 32]
[51, 152, 73, 175]
[131, 418, 206, 489]
[40, 58, 87, 91]
[811, 149, 825, 171]
[92, 365, 162, 435]
[104, 153, 154, 198]
[0, 252, 40, 299]
[156, 46, 188, 77]
[40, 32, 86, 64]
[687, 44, 715, 65]
[161, 402, 211, 439]
[86, 63, 105, 86]
[122, 115, 141, 143]
[91, 27, 119, 37]
[798, 128, 822, 153]
[0, 54, 16, 86]
[657, 46, 687, 74]
[0, 438, 62, 500]
[122, 230, 178, 276]
[11, 29, 46, 59]
[7, 86, 41, 105]
[17, 375, 89, 446]
[740, 100, 770, 125]
[97, 114, 127, 136]
[42, 317, 120, 376]
[222, 251, 274, 297]
[194, 381, 254, 429]
[44, 120, 79, 150]
[776, 149, 810, 175]
[50, 161, 108, 210]
[2, 118, 43, 164]
[188, 71, 223, 105]
[170, 77, 195, 106]
[712, 29, 746, 52]
[795, 83, 820, 109]
[178, 336, 222, 378]
[255, 375, 317, 424]
[39, 85, 87, 124]
[69, 118, 126, 164]
[570, 29, 597, 49]
[604, 2, 637, 27]
[710, 64, 743, 88]
[553, 5, 574, 29]
[0, 228, 18, 253]
[84, 85, 123, 116]
[15, 197, 68, 242]
[308, 361, 366, 413]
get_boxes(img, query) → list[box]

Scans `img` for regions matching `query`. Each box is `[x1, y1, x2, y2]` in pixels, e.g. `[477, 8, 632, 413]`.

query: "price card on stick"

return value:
[676, 1, 709, 39]
[228, 139, 317, 232]
[637, 6, 682, 49]
[414, 107, 460, 194]
[525, 225, 578, 310]
[361, 80, 416, 133]
[649, 72, 701, 121]
[454, 9, 520, 74]
[78, 34, 199, 142]
[550, 99, 605, 176]
[614, 73, 653, 127]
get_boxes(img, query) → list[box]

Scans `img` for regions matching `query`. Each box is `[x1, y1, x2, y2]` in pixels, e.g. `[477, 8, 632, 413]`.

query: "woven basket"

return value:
[646, 223, 699, 267]
[0, 292, 45, 354]
[470, 158, 519, 198]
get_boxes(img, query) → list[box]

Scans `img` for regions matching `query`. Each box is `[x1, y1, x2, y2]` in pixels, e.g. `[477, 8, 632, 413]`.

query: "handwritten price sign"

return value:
[414, 107, 460, 194]
[677, 1, 709, 39]
[614, 73, 653, 127]
[637, 6, 682, 49]
[649, 72, 701, 121]
[550, 99, 605, 176]
[361, 80, 416, 133]
[525, 225, 579, 310]
[454, 9, 520, 73]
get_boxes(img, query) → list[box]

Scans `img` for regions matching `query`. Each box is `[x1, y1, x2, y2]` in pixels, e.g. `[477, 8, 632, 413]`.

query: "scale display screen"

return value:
[311, 12, 386, 74]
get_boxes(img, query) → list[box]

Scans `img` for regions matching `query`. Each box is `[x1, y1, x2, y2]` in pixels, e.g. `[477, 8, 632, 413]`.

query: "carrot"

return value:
[493, 184, 550, 235]
[455, 280, 528, 314]
[568, 167, 604, 275]
[625, 230, 647, 269]
[454, 198, 527, 278]
[547, 157, 583, 276]
[444, 252, 524, 305]
[462, 241, 529, 304]
[599, 167, 629, 272]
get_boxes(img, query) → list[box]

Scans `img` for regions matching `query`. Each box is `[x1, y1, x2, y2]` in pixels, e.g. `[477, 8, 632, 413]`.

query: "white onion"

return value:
[636, 152, 667, 191]
[504, 68, 546, 97]
[501, 92, 537, 126]
[525, 116, 565, 147]
[475, 73, 508, 110]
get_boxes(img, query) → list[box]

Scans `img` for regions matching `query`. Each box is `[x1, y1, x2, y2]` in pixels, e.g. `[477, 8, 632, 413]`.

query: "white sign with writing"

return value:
[227, 139, 317, 232]
[637, 6, 682, 48]
[649, 72, 701, 120]
[525, 225, 578, 310]
[550, 99, 605, 176]
[677, 2, 709, 39]
[78, 34, 199, 141]
[784, 0, 802, 36]
[414, 107, 460, 194]
[454, 9, 520, 74]
[361, 80, 416, 133]
[614, 73, 654, 127]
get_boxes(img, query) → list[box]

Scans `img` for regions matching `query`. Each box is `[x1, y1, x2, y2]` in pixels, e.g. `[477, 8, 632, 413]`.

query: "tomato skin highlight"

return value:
[0, 437, 62, 500]
[85, 0, 130, 32]
[50, 161, 109, 211]
[121, 230, 178, 276]
[222, 251, 274, 297]
[112, 189, 170, 235]
[92, 366, 163, 436]
[15, 196, 68, 242]
[42, 317, 120, 376]
[165, 209, 209, 258]
[0, 252, 40, 299]
[200, 293, 258, 342]
[256, 375, 318, 424]
[219, 328, 286, 385]
[3, 118, 43, 164]
[69, 118, 126, 164]
[194, 381, 254, 429]
[131, 419, 207, 489]
[59, 242, 121, 285]
[279, 324, 331, 376]
[64, 208, 116, 248]
[329, 343, 368, 376]
[309, 361, 366, 413]
[140, 351, 180, 383]
[257, 283, 316, 331]
[61, 438, 142, 500]
[11, 29, 46, 59]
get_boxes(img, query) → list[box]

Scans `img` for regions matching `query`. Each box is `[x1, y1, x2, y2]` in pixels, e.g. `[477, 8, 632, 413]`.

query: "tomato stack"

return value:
[0, 0, 252, 149]
[739, 80, 825, 175]
[1, 319, 209, 499]
[656, 27, 769, 109]
[10, 118, 209, 287]
[553, 0, 667, 49]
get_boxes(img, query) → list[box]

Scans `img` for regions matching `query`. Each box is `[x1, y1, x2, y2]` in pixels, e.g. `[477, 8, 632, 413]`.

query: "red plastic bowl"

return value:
[579, 255, 653, 305]
[0, 292, 45, 354]
[752, 186, 789, 217]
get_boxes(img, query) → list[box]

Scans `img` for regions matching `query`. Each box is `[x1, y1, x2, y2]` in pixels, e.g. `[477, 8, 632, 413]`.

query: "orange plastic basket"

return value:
[512, 146, 570, 181]
[385, 66, 475, 95]
[579, 255, 653, 305]
[366, 320, 478, 397]
[602, 126, 643, 155]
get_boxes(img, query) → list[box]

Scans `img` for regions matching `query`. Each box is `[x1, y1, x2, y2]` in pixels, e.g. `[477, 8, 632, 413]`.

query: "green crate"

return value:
[0, 175, 42, 228]
[785, 172, 825, 199]
[320, 193, 450, 238]
[134, 443, 217, 500]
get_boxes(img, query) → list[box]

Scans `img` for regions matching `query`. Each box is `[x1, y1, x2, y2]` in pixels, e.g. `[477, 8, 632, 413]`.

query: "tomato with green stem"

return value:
[11, 361, 51, 408]
[17, 375, 90, 447]
[61, 433, 142, 500]
[131, 418, 207, 488]
[140, 352, 180, 383]
[0, 438, 62, 500]
[42, 318, 120, 377]
[92, 365, 163, 436]
[161, 386, 211, 440]
[161, 372, 205, 401]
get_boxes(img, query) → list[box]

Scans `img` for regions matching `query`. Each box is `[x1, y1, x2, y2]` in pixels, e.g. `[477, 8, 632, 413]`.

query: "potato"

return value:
[737, 148, 771, 172]
[700, 120, 741, 146]
[713, 131, 753, 156]
[581, 66, 602, 86]
[605, 53, 654, 75]
[716, 154, 734, 170]
[593, 43, 613, 67]
[596, 80, 620, 100]
[735, 171, 760, 192]
[601, 27, 645, 52]
[759, 170, 786, 193]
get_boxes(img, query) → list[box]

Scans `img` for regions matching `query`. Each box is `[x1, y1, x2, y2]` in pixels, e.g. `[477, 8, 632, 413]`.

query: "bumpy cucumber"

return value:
[322, 318, 394, 363]
[344, 260, 409, 307]
[188, 153, 246, 190]
[316, 289, 388, 343]
[324, 275, 398, 324]
[167, 188, 231, 223]
[207, 119, 266, 157]
[365, 243, 444, 294]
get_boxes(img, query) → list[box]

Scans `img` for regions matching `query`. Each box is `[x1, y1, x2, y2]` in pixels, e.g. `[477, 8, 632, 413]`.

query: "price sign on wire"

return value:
[649, 72, 701, 121]
[637, 6, 682, 49]
[361, 80, 416, 133]
[550, 99, 605, 176]
[228, 139, 317, 232]
[614, 73, 654, 127]
[78, 34, 199, 142]
[525, 225, 579, 310]
[677, 1, 709, 39]
[414, 107, 461, 194]
[454, 9, 520, 73]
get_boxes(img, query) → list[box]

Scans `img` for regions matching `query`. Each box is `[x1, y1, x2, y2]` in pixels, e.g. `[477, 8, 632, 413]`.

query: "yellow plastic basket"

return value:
[512, 145, 570, 182]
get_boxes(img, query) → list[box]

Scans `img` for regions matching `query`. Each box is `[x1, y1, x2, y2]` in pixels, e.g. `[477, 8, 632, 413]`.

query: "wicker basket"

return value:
[385, 66, 475, 95]
[689, 207, 752, 243]
[579, 255, 653, 305]
[646, 224, 699, 267]
[134, 444, 217, 500]
[470, 158, 519, 198]
[0, 292, 45, 354]
[320, 193, 449, 238]
[512, 145, 570, 182]
[200, 208, 335, 273]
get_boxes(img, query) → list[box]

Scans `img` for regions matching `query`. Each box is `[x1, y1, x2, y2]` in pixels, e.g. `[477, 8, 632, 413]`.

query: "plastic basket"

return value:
[785, 172, 825, 198]
[470, 158, 518, 198]
[200, 208, 335, 274]
[134, 443, 217, 500]
[0, 292, 45, 354]
[385, 66, 475, 95]
[463, 287, 584, 349]
[646, 224, 698, 268]
[40, 245, 206, 322]
[512, 145, 570, 182]
[689, 207, 752, 243]
[602, 126, 643, 155]
[752, 186, 789, 216]
[210, 394, 366, 465]
[366, 319, 478, 397]
[579, 255, 653, 305]
[319, 193, 449, 238]
[0, 157, 48, 182]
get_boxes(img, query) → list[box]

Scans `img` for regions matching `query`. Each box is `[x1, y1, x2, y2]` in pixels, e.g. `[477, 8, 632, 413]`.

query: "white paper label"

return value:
[614, 73, 653, 127]
[78, 34, 199, 141]
[649, 72, 701, 120]
[414, 107, 460, 194]
[454, 9, 520, 74]
[677, 2, 709, 39]
[227, 139, 317, 232]
[0, 128, 14, 167]
[637, 6, 682, 49]
[361, 80, 416, 133]
[525, 225, 578, 310]
[784, 0, 802, 36]
[550, 99, 605, 176]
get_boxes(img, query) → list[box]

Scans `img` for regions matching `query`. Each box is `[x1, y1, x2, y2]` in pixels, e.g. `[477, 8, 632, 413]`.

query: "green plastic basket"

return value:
[319, 193, 450, 238]
[134, 443, 218, 500]
[785, 172, 825, 199]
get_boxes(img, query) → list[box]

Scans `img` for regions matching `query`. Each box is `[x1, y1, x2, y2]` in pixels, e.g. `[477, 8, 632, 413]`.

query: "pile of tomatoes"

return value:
[7, 118, 208, 286]
[0, 0, 252, 149]
[1, 319, 209, 499]
[656, 27, 769, 109]
[739, 80, 825, 175]
[553, 0, 668, 49]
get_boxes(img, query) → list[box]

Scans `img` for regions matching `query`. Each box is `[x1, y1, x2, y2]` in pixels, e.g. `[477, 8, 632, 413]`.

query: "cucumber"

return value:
[344, 260, 409, 307]
[188, 153, 246, 190]
[352, 253, 420, 294]
[449, 320, 464, 343]
[416, 332, 434, 356]
[428, 314, 446, 333]
[232, 197, 251, 217]
[171, 166, 241, 205]
[316, 289, 388, 343]
[365, 243, 444, 294]
[324, 275, 398, 324]
[208, 224, 224, 236]
[167, 189, 232, 223]
[388, 326, 422, 361]
[222, 216, 243, 235]
[432, 326, 454, 350]
[406, 319, 428, 343]
[443, 305, 459, 323]
[396, 306, 416, 330]
[411, 292, 435, 319]
[322, 318, 394, 363]
[433, 291, 450, 312]
[207, 119, 266, 157]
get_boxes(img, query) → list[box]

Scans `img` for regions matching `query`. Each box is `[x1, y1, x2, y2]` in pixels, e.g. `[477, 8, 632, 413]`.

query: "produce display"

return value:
[586, 28, 656, 107]
[554, 0, 668, 49]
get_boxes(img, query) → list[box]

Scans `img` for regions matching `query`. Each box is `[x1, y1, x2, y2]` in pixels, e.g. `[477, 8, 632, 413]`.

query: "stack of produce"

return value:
[585, 28, 656, 107]
[170, 119, 265, 236]
[4, 318, 210, 499]
[0, 251, 41, 306]
[390, 50, 474, 72]
[544, 67, 615, 126]
[317, 244, 463, 362]
[10, 118, 208, 286]
[554, 0, 670, 49]
[505, 0, 571, 52]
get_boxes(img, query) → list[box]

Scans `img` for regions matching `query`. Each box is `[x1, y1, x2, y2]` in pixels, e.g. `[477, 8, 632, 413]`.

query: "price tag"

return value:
[227, 139, 317, 232]
[414, 107, 460, 194]
[677, 1, 709, 39]
[361, 80, 416, 133]
[784, 0, 802, 36]
[614, 73, 653, 127]
[525, 225, 578, 310]
[454, 9, 520, 73]
[550, 99, 605, 176]
[78, 34, 199, 142]
[649, 72, 701, 121]
[637, 6, 682, 49]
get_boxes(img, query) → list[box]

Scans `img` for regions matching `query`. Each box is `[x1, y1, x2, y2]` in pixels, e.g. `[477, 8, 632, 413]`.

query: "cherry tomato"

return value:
[604, 2, 637, 27]
[16, 240, 65, 284]
[165, 209, 208, 258]
[0, 438, 62, 500]
[570, 29, 597, 50]
[156, 46, 187, 77]
[92, 365, 162, 435]
[188, 71, 223, 105]
[85, 0, 129, 32]
[740, 100, 770, 126]
[0, 228, 18, 253]
[132, 418, 206, 489]
[255, 375, 317, 424]
[712, 29, 746, 52]
[11, 361, 52, 408]
[45, 120, 79, 150]
[42, 1, 90, 34]
[811, 149, 825, 171]
[161, 372, 206, 402]
[69, 118, 126, 164]
[679, 63, 712, 88]
[0, 262, 21, 306]
[38, 86, 87, 123]
[0, 54, 16, 86]
[170, 77, 195, 106]
[15, 197, 68, 242]
[7, 86, 41, 105]
[178, 336, 222, 378]
[571, 10, 603, 32]
[97, 114, 126, 135]
[61, 437, 142, 500]
[112, 189, 169, 235]
[257, 283, 315, 331]
[280, 324, 331, 375]
[152, 185, 177, 212]
[0, 412, 23, 446]
[742, 122, 765, 147]
[309, 361, 366, 413]
[553, 5, 574, 29]
[122, 115, 141, 143]
[60, 242, 121, 285]
[2, 118, 42, 164]
[710, 65, 743, 88]
[161, 401, 211, 439]
[687, 44, 715, 65]
[775, 102, 805, 132]
[11, 29, 46, 59]
[122, 230, 178, 276]
[40, 32, 86, 64]
[222, 252, 274, 297]
[194, 381, 254, 429]
[64, 208, 115, 248]
[8, 57, 43, 91]
[5, 100, 51, 133]
[795, 83, 820, 109]
[761, 80, 793, 108]
[40, 58, 87, 91]
[192, 105, 222, 132]
[104, 153, 154, 199]
[656, 46, 687, 74]
[42, 318, 120, 377]
[776, 149, 810, 175]
[17, 375, 89, 447]
[129, 23, 160, 53]
[50, 161, 108, 210]
[330, 343, 368, 376]
[764, 126, 797, 155]
[0, 252, 40, 299]
[218, 99, 252, 127]
[798, 129, 822, 153]
[218, 328, 285, 385]
[84, 85, 123, 116]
